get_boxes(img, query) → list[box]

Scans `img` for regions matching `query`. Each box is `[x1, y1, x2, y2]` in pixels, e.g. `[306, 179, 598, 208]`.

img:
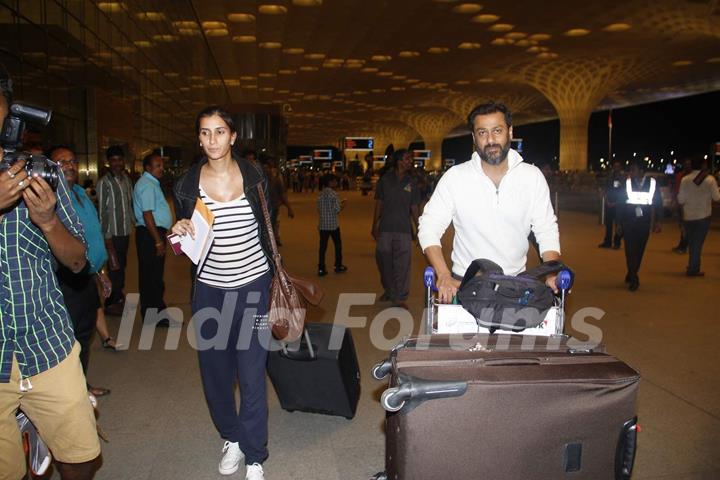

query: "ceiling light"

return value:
[178, 29, 201, 36]
[377, 71, 394, 76]
[371, 88, 386, 93]
[260, 87, 274, 92]
[300, 66, 319, 71]
[353, 90, 367, 95]
[279, 69, 297, 74]
[455, 80, 471, 85]
[528, 33, 551, 41]
[179, 87, 191, 92]
[277, 89, 291, 94]
[98, 2, 126, 13]
[153, 34, 179, 42]
[305, 53, 326, 60]
[514, 40, 531, 47]
[471, 13, 499, 23]
[505, 32, 526, 40]
[189, 75, 204, 81]
[707, 57, 720, 63]
[458, 42, 481, 49]
[205, 29, 229, 37]
[133, 40, 153, 48]
[323, 62, 341, 68]
[488, 23, 514, 32]
[428, 47, 450, 54]
[143, 68, 160, 74]
[114, 46, 136, 53]
[538, 52, 559, 59]
[362, 67, 379, 73]
[491, 38, 511, 46]
[345, 63, 363, 68]
[603, 23, 631, 32]
[259, 5, 288, 14]
[233, 35, 256, 43]
[173, 21, 198, 29]
[391, 75, 407, 80]
[390, 86, 406, 91]
[672, 60, 692, 66]
[259, 42, 282, 49]
[259, 73, 277, 78]
[477, 77, 493, 83]
[527, 46, 541, 53]
[452, 3, 483, 14]
[136, 11, 165, 21]
[228, 13, 256, 22]
[405, 79, 420, 84]
[202, 21, 227, 29]
[371, 55, 392, 61]
[565, 28, 590, 36]
[209, 79, 224, 86]
[292, 0, 322, 5]
[112, 65, 133, 71]
[283, 48, 305, 54]
[398, 51, 420, 58]
[165, 72, 179, 78]
[242, 84, 258, 89]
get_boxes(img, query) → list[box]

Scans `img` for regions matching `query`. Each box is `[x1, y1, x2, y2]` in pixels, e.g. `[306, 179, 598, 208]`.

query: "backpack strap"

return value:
[519, 260, 569, 280]
[459, 259, 504, 289]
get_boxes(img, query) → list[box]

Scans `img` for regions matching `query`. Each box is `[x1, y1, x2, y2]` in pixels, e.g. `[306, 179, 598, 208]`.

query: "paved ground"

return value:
[46, 188, 719, 479]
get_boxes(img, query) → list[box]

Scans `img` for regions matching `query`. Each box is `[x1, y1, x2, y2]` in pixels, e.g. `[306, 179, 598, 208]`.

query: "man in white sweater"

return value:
[677, 157, 720, 276]
[418, 102, 561, 303]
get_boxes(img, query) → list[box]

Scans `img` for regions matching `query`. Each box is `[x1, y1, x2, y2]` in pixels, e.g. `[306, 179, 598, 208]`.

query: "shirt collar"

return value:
[142, 171, 160, 185]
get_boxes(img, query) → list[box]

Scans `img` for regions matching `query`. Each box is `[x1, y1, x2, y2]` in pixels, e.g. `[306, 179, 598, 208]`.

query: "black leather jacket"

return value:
[172, 156, 274, 292]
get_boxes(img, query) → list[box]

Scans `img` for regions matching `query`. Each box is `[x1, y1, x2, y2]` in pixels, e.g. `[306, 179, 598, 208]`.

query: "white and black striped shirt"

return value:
[197, 186, 270, 288]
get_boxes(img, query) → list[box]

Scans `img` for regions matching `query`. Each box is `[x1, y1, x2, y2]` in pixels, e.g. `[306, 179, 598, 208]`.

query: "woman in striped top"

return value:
[171, 106, 272, 480]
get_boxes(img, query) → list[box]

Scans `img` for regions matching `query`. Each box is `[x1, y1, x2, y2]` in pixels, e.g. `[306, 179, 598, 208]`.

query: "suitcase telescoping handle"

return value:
[279, 329, 317, 361]
[380, 373, 468, 413]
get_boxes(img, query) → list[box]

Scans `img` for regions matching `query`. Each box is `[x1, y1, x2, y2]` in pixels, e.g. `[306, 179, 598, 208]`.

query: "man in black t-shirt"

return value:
[599, 160, 626, 249]
[371, 149, 420, 309]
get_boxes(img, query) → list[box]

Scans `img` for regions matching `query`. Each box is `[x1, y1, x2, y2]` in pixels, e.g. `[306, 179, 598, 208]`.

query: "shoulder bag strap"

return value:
[459, 259, 504, 289]
[256, 183, 282, 268]
[519, 260, 568, 280]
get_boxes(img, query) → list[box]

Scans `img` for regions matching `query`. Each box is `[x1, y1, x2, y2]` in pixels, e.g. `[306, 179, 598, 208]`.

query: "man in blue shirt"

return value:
[133, 152, 172, 322]
[0, 77, 101, 479]
[50, 145, 111, 397]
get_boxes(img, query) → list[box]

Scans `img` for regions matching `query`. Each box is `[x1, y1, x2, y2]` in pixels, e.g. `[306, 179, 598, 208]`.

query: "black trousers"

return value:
[622, 219, 651, 282]
[603, 206, 623, 247]
[58, 272, 101, 376]
[318, 228, 342, 269]
[192, 273, 272, 465]
[685, 217, 711, 274]
[136, 226, 167, 319]
[107, 235, 130, 306]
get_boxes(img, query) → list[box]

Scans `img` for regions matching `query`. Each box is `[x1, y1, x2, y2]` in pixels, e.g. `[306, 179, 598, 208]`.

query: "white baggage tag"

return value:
[635, 206, 643, 217]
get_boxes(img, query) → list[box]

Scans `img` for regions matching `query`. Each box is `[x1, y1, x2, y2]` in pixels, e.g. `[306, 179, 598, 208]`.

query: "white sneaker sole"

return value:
[219, 462, 241, 475]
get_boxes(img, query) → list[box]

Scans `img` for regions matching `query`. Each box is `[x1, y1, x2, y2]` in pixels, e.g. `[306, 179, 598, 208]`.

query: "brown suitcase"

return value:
[373, 334, 640, 480]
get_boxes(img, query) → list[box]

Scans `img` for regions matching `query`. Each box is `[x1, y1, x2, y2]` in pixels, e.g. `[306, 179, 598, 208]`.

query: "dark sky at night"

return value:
[290, 90, 719, 172]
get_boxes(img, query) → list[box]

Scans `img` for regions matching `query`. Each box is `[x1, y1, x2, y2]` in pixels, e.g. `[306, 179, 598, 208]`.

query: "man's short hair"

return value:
[106, 145, 124, 159]
[142, 153, 160, 170]
[47, 144, 75, 159]
[467, 102, 513, 130]
[691, 156, 705, 170]
[629, 159, 645, 171]
[242, 148, 257, 159]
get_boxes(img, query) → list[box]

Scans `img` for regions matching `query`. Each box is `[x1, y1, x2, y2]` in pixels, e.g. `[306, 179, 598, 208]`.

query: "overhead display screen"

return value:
[344, 137, 374, 151]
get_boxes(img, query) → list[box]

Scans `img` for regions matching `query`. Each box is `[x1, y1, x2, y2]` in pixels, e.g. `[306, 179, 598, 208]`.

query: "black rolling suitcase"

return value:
[267, 322, 360, 419]
[373, 334, 640, 480]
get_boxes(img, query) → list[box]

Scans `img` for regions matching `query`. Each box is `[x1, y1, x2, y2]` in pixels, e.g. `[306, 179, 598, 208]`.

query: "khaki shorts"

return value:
[0, 342, 100, 479]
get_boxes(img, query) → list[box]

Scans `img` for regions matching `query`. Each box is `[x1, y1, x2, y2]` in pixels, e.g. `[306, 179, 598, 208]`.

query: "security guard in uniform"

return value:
[619, 160, 662, 291]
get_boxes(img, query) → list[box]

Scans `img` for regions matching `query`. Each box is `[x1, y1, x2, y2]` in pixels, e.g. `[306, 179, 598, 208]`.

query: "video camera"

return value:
[0, 102, 59, 190]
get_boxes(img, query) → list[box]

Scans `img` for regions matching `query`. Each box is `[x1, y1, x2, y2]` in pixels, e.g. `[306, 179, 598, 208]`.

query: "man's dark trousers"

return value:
[685, 217, 711, 274]
[622, 218, 650, 283]
[136, 226, 166, 319]
[318, 228, 342, 270]
[107, 235, 130, 307]
[603, 206, 622, 247]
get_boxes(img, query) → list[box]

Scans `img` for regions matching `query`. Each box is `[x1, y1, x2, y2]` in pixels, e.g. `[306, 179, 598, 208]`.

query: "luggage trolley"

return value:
[422, 265, 574, 336]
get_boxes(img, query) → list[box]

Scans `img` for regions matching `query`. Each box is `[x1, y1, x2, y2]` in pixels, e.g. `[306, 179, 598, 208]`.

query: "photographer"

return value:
[0, 73, 100, 479]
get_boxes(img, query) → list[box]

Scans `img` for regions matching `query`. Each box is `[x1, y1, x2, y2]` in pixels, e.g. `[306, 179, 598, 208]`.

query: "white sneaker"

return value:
[245, 462, 265, 480]
[218, 441, 244, 475]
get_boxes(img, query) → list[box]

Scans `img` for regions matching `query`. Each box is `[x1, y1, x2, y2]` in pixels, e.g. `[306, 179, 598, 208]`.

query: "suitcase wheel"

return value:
[380, 388, 404, 413]
[372, 360, 392, 381]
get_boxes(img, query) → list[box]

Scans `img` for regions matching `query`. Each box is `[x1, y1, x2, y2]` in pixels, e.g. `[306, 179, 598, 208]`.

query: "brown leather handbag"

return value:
[256, 184, 323, 342]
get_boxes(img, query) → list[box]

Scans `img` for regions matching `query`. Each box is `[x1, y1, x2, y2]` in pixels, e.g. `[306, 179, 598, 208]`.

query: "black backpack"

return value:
[457, 259, 570, 333]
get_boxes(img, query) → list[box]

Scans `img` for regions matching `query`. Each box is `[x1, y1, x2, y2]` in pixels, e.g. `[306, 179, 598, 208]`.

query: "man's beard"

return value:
[477, 142, 510, 165]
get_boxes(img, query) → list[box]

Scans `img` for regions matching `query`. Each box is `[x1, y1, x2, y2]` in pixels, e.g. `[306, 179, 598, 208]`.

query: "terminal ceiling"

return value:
[1, 0, 719, 149]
